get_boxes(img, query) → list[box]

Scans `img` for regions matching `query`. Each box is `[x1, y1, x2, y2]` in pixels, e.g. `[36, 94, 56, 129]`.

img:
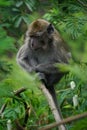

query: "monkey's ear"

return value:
[47, 24, 54, 34]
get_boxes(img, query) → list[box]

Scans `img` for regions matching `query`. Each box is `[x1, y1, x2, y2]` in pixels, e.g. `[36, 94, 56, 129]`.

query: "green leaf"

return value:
[63, 104, 72, 109]
[0, 27, 7, 38]
[15, 1, 23, 7]
[0, 0, 12, 6]
[0, 82, 13, 97]
[0, 36, 15, 53]
[12, 8, 20, 12]
[71, 119, 87, 130]
[14, 16, 22, 28]
[24, 1, 33, 11]
[22, 15, 30, 24]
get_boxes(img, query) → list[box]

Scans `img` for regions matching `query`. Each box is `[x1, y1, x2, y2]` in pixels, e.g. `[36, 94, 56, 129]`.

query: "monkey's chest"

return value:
[34, 51, 57, 64]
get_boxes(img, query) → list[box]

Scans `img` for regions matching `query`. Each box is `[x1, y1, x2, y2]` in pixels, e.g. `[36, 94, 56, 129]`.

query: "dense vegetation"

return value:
[0, 0, 87, 130]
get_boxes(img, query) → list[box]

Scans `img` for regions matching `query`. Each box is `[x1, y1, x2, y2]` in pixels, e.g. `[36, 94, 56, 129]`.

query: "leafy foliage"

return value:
[0, 0, 39, 38]
[43, 0, 87, 39]
[0, 0, 87, 130]
[71, 119, 87, 130]
[0, 27, 16, 55]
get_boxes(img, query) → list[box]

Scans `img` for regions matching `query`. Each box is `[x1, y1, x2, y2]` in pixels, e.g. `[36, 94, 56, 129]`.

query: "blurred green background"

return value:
[0, 0, 87, 130]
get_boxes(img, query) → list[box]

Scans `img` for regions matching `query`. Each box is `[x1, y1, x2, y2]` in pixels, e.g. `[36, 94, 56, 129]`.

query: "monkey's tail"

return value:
[47, 86, 63, 118]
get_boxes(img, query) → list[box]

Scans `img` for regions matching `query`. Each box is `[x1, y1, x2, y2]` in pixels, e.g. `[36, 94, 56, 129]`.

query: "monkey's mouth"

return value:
[32, 47, 41, 51]
[30, 43, 41, 51]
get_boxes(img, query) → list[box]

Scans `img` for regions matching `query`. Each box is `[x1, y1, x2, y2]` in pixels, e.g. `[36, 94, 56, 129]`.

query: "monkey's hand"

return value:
[37, 72, 45, 80]
[36, 72, 47, 85]
[35, 63, 59, 74]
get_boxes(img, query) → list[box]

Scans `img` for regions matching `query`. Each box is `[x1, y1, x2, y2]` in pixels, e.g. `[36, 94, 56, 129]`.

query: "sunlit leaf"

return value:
[14, 16, 22, 28]
[15, 1, 23, 7]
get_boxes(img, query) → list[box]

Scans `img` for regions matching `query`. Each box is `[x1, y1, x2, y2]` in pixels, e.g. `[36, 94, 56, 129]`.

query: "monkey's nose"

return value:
[31, 42, 37, 50]
[31, 42, 34, 47]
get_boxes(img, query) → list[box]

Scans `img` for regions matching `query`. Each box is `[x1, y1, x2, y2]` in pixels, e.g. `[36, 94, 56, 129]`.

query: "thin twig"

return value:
[38, 112, 87, 130]
[0, 103, 7, 115]
[15, 120, 25, 130]
[13, 87, 27, 96]
[0, 87, 28, 130]
[0, 87, 27, 115]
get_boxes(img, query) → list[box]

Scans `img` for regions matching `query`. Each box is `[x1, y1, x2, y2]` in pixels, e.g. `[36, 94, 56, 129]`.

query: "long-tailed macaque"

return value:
[17, 19, 71, 130]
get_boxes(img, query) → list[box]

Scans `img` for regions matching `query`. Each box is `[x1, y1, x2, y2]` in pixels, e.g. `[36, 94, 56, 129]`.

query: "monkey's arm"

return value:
[16, 44, 36, 73]
[35, 50, 71, 74]
[16, 44, 58, 75]
[35, 63, 65, 74]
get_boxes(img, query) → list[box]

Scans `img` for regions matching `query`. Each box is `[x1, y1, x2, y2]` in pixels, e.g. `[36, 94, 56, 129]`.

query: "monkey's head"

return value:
[27, 19, 55, 50]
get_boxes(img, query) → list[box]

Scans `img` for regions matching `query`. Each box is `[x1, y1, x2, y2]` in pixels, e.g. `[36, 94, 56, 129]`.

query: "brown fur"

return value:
[28, 19, 49, 36]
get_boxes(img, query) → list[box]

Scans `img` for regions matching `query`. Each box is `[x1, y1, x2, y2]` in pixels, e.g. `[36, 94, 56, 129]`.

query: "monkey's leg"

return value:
[39, 84, 67, 130]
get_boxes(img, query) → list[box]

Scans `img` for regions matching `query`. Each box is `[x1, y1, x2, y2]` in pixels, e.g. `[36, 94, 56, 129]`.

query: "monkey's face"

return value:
[28, 19, 54, 51]
[28, 34, 44, 50]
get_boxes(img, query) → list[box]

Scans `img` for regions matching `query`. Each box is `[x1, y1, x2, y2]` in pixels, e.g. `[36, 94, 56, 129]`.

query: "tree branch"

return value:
[0, 103, 7, 115]
[13, 87, 27, 96]
[0, 87, 28, 130]
[0, 87, 27, 115]
[39, 84, 66, 130]
[38, 112, 87, 130]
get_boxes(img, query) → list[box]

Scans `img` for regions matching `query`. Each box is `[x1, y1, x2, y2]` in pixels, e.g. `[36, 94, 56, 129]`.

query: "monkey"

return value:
[16, 19, 71, 130]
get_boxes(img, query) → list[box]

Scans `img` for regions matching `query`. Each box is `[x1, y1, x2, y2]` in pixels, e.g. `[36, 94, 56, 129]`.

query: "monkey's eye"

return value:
[30, 35, 35, 38]
[47, 24, 54, 34]
[30, 35, 40, 39]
